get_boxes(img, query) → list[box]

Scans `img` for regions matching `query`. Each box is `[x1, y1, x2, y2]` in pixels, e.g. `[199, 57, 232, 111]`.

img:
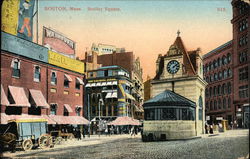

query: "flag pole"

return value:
[36, 0, 38, 44]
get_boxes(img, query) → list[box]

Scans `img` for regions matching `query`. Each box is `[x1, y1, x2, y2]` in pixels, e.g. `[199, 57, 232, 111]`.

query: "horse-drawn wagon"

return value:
[0, 118, 53, 151]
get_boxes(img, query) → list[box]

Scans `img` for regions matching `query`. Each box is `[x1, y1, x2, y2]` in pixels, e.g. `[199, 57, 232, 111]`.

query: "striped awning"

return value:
[105, 92, 112, 99]
[76, 77, 84, 85]
[101, 82, 107, 86]
[64, 104, 73, 113]
[1, 85, 9, 105]
[29, 89, 49, 108]
[85, 83, 91, 87]
[96, 82, 101, 87]
[8, 86, 30, 107]
[111, 92, 117, 98]
[64, 74, 72, 82]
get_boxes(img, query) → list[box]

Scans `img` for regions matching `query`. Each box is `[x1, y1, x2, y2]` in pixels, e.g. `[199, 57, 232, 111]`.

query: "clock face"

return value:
[167, 60, 180, 74]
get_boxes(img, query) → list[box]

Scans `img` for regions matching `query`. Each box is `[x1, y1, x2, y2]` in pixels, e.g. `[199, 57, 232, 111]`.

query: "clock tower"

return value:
[151, 31, 207, 135]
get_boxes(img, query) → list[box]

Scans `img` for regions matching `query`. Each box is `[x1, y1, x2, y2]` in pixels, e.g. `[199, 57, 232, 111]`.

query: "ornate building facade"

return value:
[151, 32, 207, 135]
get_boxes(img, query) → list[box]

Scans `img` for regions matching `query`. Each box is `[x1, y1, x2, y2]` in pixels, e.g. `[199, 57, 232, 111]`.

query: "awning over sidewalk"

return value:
[48, 115, 89, 125]
[105, 92, 112, 99]
[0, 113, 56, 124]
[108, 116, 140, 126]
[1, 85, 9, 105]
[64, 104, 73, 113]
[8, 86, 30, 107]
[29, 89, 49, 108]
[76, 77, 84, 85]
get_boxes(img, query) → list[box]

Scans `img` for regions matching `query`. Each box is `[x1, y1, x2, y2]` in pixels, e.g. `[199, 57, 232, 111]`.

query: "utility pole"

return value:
[88, 93, 90, 137]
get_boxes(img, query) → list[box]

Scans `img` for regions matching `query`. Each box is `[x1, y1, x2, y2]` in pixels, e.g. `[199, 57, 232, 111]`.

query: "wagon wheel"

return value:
[39, 134, 52, 149]
[22, 139, 33, 151]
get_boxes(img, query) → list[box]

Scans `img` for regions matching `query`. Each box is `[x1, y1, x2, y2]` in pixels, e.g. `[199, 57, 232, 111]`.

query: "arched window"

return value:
[222, 84, 225, 95]
[51, 71, 57, 85]
[219, 71, 222, 80]
[223, 98, 226, 109]
[214, 73, 218, 81]
[198, 96, 203, 120]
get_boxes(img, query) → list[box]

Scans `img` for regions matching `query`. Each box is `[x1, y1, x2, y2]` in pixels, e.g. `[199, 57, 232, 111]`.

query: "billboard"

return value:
[48, 50, 84, 74]
[1, 0, 35, 41]
[43, 27, 75, 56]
[1, 32, 48, 63]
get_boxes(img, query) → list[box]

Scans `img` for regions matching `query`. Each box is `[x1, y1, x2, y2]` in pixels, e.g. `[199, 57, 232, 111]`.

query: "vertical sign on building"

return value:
[17, 0, 35, 41]
[1, 0, 20, 35]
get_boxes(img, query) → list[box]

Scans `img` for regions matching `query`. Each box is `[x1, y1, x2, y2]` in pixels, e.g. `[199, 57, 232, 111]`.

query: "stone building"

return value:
[144, 76, 152, 102]
[203, 41, 233, 125]
[151, 32, 207, 135]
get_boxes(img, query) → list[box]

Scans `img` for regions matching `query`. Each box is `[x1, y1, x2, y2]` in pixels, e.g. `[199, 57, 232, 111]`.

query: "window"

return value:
[239, 18, 248, 32]
[228, 68, 232, 77]
[205, 88, 209, 97]
[227, 82, 232, 94]
[239, 85, 249, 98]
[219, 71, 222, 80]
[210, 101, 213, 110]
[217, 58, 221, 67]
[228, 97, 231, 108]
[223, 70, 227, 79]
[76, 107, 81, 116]
[218, 99, 222, 109]
[64, 75, 71, 88]
[214, 73, 218, 81]
[222, 56, 227, 65]
[239, 50, 248, 63]
[75, 78, 80, 90]
[50, 104, 57, 115]
[209, 87, 212, 97]
[217, 85, 221, 96]
[213, 60, 216, 69]
[108, 70, 113, 76]
[222, 84, 225, 95]
[213, 86, 216, 96]
[51, 72, 57, 85]
[97, 71, 104, 77]
[11, 59, 20, 78]
[64, 107, 69, 116]
[239, 67, 248, 81]
[198, 96, 203, 120]
[223, 98, 226, 109]
[239, 35, 248, 47]
[214, 100, 217, 110]
[227, 53, 231, 63]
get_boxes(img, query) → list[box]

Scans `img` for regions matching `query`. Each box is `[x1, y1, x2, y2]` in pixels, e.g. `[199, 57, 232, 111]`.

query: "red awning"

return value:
[8, 86, 30, 107]
[48, 115, 89, 125]
[29, 89, 49, 108]
[108, 116, 140, 126]
[64, 104, 73, 113]
[1, 85, 9, 105]
[0, 113, 56, 124]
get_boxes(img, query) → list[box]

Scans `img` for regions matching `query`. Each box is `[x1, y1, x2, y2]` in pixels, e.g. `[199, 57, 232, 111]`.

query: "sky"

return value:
[34, 0, 233, 81]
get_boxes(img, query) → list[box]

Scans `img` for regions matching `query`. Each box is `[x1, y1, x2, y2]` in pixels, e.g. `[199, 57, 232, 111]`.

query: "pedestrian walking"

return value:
[131, 126, 135, 136]
[209, 125, 213, 134]
[205, 123, 208, 134]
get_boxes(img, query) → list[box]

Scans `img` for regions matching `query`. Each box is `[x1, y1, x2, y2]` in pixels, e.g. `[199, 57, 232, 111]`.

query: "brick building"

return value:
[231, 0, 249, 128]
[203, 0, 249, 128]
[203, 41, 233, 124]
[1, 32, 87, 132]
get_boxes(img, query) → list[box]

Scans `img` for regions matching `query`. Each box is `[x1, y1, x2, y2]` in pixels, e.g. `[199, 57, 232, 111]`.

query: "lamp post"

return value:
[87, 93, 90, 137]
[98, 98, 104, 137]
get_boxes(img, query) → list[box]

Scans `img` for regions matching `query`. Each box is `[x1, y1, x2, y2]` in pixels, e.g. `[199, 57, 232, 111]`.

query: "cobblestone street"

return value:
[1, 129, 249, 159]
